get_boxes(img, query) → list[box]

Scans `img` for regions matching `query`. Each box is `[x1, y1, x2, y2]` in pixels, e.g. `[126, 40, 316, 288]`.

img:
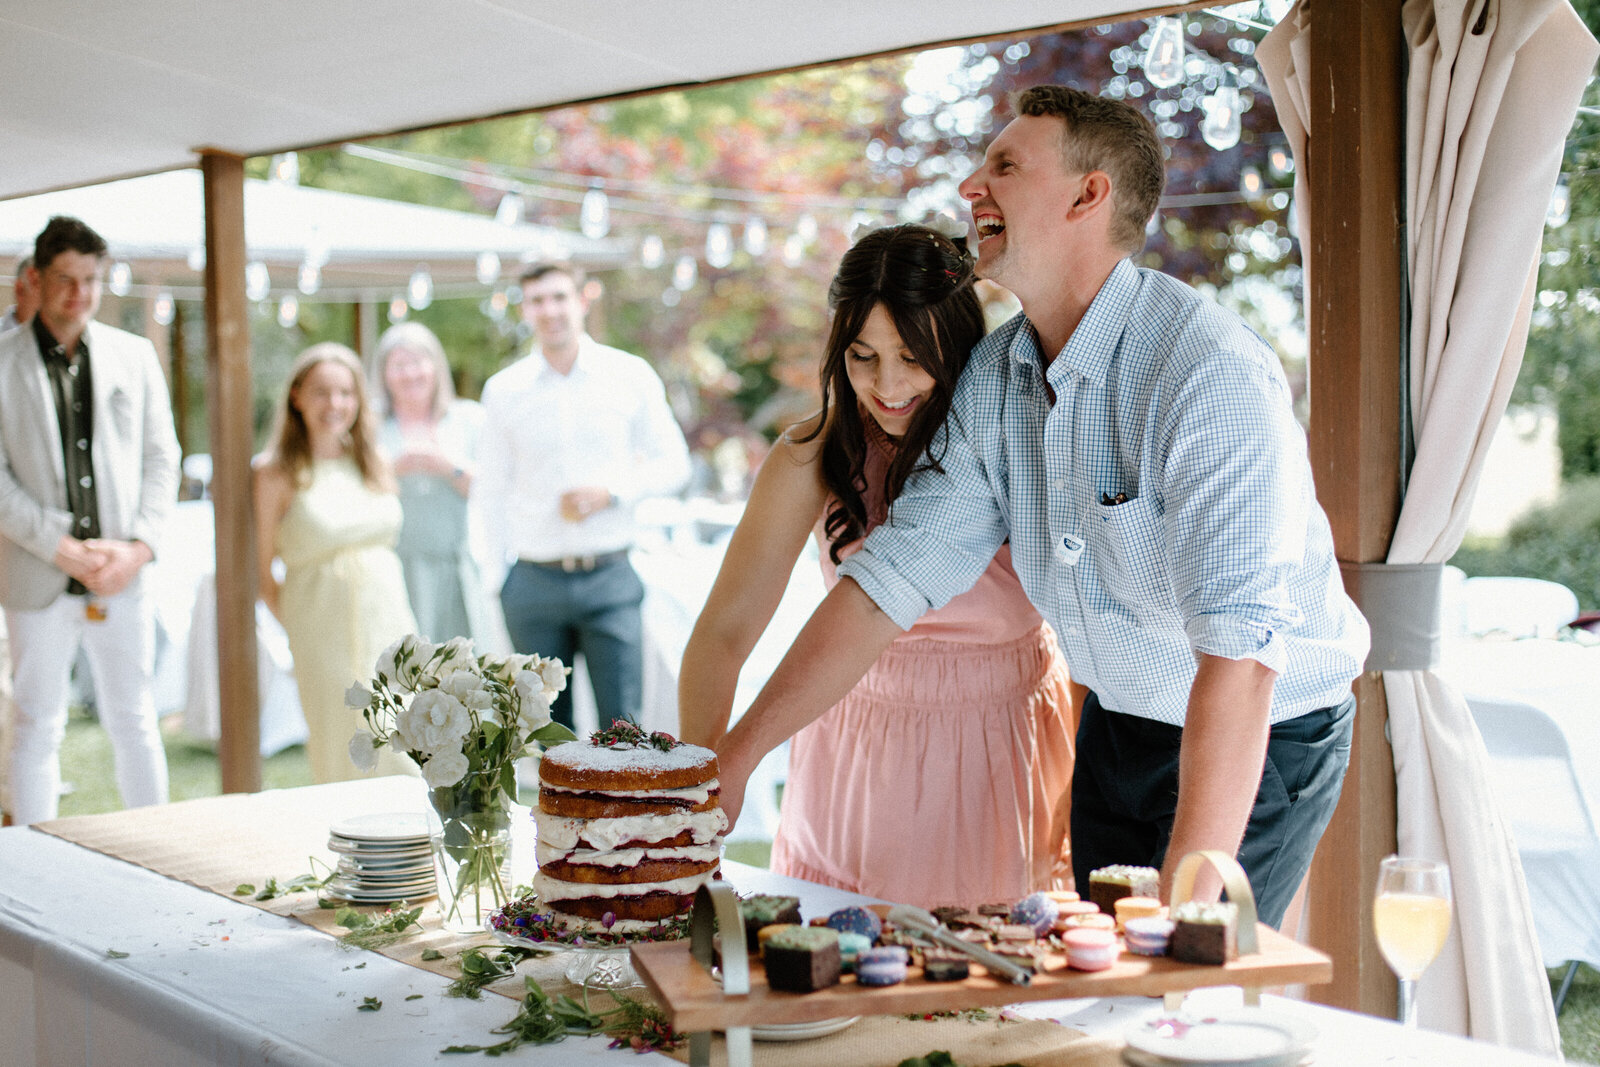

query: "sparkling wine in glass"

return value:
[1373, 855, 1452, 1027]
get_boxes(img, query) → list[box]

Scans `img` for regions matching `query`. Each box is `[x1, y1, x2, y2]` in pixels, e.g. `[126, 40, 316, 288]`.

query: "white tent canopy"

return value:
[0, 0, 1147, 202]
[0, 171, 627, 296]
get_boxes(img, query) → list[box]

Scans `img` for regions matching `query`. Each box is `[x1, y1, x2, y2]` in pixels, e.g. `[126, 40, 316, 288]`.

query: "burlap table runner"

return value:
[34, 777, 1122, 1065]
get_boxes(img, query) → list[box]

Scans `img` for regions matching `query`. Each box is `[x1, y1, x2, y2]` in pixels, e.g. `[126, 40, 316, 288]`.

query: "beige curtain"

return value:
[1259, 0, 1596, 1053]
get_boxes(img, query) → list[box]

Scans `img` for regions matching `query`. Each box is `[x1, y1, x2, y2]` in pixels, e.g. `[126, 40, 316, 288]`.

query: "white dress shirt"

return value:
[474, 335, 689, 581]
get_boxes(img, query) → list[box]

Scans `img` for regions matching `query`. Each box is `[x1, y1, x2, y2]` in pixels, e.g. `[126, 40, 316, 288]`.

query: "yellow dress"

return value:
[278, 457, 418, 783]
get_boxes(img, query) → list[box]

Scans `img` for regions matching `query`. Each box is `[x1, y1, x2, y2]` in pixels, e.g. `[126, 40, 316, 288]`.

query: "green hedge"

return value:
[1450, 476, 1600, 611]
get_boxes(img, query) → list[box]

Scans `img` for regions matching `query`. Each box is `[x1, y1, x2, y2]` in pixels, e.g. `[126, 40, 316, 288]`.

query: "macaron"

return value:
[1114, 896, 1164, 931]
[825, 905, 883, 942]
[1063, 911, 1117, 933]
[855, 945, 909, 986]
[836, 931, 873, 972]
[1064, 928, 1119, 972]
[1123, 916, 1176, 957]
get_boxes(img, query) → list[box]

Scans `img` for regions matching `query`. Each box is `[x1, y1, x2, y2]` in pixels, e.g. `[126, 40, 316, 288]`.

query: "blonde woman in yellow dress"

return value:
[254, 342, 418, 783]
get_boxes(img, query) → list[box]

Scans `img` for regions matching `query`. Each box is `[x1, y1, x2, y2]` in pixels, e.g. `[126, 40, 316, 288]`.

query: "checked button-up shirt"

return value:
[839, 258, 1369, 726]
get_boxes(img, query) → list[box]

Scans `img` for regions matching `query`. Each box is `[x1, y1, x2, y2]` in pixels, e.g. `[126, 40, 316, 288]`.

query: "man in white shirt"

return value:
[475, 262, 690, 731]
[1, 256, 39, 332]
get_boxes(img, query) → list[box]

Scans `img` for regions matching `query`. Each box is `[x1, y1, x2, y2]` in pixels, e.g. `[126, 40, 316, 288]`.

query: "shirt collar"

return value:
[529, 333, 593, 380]
[1007, 258, 1139, 388]
[32, 316, 88, 367]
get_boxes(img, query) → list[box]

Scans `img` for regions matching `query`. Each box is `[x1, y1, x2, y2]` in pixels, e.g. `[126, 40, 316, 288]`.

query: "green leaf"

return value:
[421, 948, 444, 961]
[233, 884, 255, 895]
[106, 949, 130, 959]
[358, 996, 382, 1012]
[532, 722, 577, 744]
[406, 994, 424, 1001]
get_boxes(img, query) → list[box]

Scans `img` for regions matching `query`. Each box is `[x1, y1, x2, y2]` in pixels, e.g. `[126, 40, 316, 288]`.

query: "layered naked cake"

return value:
[532, 722, 725, 931]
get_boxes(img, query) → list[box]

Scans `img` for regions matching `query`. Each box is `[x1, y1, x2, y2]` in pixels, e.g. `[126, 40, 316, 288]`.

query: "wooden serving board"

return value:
[631, 923, 1331, 1032]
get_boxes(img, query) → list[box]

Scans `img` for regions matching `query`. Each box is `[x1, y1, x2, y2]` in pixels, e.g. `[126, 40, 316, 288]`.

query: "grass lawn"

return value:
[49, 708, 1592, 1059]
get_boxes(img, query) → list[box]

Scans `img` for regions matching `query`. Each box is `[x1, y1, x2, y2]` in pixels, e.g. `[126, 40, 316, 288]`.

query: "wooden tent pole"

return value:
[1304, 0, 1405, 1017]
[200, 151, 262, 793]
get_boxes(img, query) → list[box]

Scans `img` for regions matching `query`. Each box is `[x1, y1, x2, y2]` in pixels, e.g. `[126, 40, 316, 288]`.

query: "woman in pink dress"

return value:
[680, 223, 1076, 908]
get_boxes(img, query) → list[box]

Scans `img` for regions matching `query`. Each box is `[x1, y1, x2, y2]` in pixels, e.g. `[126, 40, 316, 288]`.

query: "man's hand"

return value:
[558, 486, 613, 522]
[80, 539, 154, 597]
[53, 536, 106, 583]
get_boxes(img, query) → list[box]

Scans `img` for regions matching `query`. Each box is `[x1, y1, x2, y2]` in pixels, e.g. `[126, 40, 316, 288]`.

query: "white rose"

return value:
[345, 682, 372, 709]
[396, 690, 471, 755]
[421, 750, 470, 788]
[438, 668, 494, 712]
[377, 635, 433, 693]
[433, 637, 477, 675]
[348, 731, 381, 773]
[514, 671, 553, 732]
[539, 658, 569, 695]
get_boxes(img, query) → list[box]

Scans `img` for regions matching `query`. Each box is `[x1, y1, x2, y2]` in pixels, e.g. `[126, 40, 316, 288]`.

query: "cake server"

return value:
[887, 904, 1033, 986]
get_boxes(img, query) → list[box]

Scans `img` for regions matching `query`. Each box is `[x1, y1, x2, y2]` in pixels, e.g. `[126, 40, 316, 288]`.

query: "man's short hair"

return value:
[518, 261, 585, 288]
[33, 216, 109, 272]
[15, 255, 32, 274]
[1012, 86, 1165, 253]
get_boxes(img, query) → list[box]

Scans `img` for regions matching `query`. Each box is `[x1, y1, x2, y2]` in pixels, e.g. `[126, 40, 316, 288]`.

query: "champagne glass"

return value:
[1373, 855, 1452, 1027]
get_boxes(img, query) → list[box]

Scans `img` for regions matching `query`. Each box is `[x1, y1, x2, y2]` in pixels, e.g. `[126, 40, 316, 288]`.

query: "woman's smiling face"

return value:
[845, 303, 937, 439]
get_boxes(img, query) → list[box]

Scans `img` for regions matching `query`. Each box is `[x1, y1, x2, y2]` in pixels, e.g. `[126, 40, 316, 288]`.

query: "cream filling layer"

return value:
[540, 779, 718, 804]
[535, 810, 728, 852]
[533, 868, 715, 902]
[536, 841, 723, 868]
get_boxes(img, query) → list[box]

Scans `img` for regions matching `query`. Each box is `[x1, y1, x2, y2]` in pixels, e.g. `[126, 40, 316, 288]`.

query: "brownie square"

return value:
[764, 928, 842, 992]
[1169, 902, 1239, 965]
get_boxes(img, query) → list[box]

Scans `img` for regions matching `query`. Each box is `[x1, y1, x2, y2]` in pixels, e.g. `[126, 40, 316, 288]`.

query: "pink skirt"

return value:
[769, 622, 1075, 909]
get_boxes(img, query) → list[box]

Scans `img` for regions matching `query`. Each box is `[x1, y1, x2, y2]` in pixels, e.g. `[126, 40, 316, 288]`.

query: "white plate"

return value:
[328, 812, 433, 843]
[1125, 1009, 1316, 1066]
[748, 1017, 860, 1042]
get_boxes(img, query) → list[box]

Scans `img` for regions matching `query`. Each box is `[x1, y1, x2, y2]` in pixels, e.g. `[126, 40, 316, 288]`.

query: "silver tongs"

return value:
[887, 903, 1033, 986]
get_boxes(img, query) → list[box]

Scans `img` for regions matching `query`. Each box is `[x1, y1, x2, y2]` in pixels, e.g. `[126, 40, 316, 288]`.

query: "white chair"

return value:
[1468, 695, 1600, 1012]
[1459, 576, 1580, 638]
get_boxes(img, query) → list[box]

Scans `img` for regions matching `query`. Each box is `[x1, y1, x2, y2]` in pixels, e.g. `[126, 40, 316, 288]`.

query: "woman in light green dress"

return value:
[369, 323, 488, 646]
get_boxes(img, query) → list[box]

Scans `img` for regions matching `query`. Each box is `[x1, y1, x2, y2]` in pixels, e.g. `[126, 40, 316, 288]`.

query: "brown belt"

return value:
[521, 549, 629, 573]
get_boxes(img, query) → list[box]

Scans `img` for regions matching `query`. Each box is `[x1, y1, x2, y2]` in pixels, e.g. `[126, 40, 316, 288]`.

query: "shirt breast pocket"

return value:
[1084, 495, 1176, 621]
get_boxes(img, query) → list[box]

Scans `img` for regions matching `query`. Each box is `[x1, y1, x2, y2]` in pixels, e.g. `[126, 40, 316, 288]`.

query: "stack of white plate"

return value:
[325, 812, 437, 903]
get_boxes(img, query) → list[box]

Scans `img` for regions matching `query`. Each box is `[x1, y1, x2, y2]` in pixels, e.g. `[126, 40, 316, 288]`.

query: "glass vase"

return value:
[429, 802, 513, 934]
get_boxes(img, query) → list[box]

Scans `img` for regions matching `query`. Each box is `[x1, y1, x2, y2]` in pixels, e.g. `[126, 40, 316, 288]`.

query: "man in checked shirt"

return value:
[708, 87, 1369, 927]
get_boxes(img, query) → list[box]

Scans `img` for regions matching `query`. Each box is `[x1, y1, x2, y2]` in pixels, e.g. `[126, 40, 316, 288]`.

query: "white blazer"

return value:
[0, 319, 181, 611]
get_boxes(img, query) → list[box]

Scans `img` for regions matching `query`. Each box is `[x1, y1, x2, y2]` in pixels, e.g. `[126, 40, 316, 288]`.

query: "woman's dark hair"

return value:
[795, 222, 984, 563]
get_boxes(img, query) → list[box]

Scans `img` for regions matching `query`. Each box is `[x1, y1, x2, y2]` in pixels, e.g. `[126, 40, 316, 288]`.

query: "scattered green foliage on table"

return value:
[442, 977, 680, 1056]
[357, 996, 382, 1012]
[420, 948, 445, 961]
[897, 1053, 1024, 1067]
[106, 949, 130, 959]
[446, 946, 537, 999]
[232, 866, 334, 901]
[334, 905, 424, 951]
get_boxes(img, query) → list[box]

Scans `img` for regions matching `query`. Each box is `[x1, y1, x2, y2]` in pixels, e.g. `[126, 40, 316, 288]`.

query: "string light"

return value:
[781, 232, 806, 267]
[270, 152, 300, 185]
[245, 261, 271, 302]
[743, 217, 769, 257]
[1199, 85, 1242, 151]
[1548, 176, 1572, 229]
[108, 261, 132, 297]
[705, 222, 735, 269]
[388, 296, 409, 322]
[796, 214, 819, 243]
[1240, 166, 1264, 198]
[152, 290, 176, 326]
[671, 255, 697, 292]
[639, 234, 665, 269]
[1268, 145, 1293, 177]
[476, 251, 501, 285]
[297, 259, 321, 295]
[277, 294, 299, 327]
[495, 191, 523, 226]
[407, 265, 434, 309]
[580, 186, 611, 239]
[1143, 18, 1187, 89]
[186, 246, 206, 272]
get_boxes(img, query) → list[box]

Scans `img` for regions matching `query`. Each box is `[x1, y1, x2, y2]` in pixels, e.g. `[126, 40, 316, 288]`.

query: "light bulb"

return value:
[153, 290, 176, 326]
[476, 251, 501, 285]
[407, 265, 433, 310]
[108, 261, 132, 297]
[297, 259, 320, 295]
[388, 296, 409, 322]
[271, 152, 299, 185]
[640, 234, 665, 269]
[1200, 86, 1242, 151]
[705, 222, 734, 269]
[1143, 18, 1186, 89]
[744, 217, 769, 257]
[1548, 176, 1571, 229]
[1268, 145, 1293, 177]
[488, 289, 508, 319]
[186, 246, 206, 272]
[276, 294, 299, 328]
[671, 255, 697, 292]
[1240, 166, 1264, 198]
[495, 192, 523, 226]
[782, 233, 806, 267]
[580, 187, 610, 239]
[245, 261, 271, 302]
[796, 213, 819, 243]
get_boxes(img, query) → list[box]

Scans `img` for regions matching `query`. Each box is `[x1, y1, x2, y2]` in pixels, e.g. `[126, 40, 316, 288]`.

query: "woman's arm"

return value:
[252, 461, 291, 622]
[678, 426, 828, 748]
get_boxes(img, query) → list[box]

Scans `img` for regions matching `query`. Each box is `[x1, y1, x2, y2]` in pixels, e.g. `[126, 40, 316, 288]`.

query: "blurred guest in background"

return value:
[476, 262, 690, 731]
[2, 256, 39, 331]
[0, 217, 179, 825]
[367, 322, 488, 646]
[255, 343, 416, 783]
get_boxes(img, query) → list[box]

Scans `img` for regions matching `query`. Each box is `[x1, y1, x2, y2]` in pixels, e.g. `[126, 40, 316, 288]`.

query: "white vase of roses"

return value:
[347, 635, 577, 931]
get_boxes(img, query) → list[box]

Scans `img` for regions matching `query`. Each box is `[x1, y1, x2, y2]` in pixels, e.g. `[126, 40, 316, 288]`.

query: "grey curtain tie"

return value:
[1339, 562, 1443, 672]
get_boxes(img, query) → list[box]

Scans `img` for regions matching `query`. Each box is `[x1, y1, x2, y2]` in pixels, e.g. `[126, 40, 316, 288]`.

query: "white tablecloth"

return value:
[0, 819, 1563, 1065]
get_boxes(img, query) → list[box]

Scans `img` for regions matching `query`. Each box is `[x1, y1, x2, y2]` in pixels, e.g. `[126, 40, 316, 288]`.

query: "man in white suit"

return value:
[0, 216, 180, 825]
